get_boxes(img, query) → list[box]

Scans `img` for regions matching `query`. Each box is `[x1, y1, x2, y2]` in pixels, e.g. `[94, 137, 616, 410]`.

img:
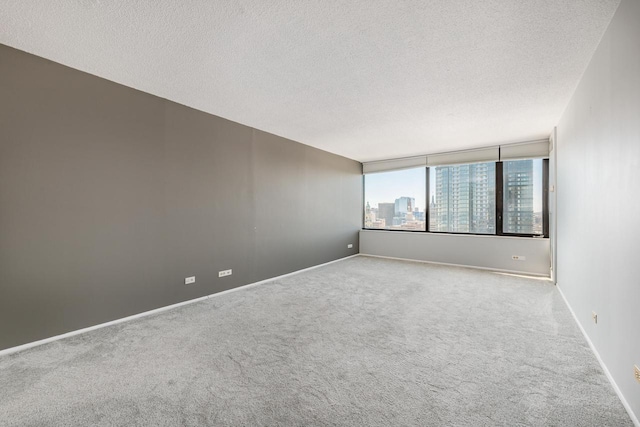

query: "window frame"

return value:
[362, 167, 427, 232]
[362, 159, 549, 238]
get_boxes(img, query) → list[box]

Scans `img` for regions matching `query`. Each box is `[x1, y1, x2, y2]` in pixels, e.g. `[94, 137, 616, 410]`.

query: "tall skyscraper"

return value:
[432, 163, 495, 233]
[392, 196, 415, 226]
[394, 197, 414, 215]
[429, 195, 437, 231]
[504, 160, 535, 234]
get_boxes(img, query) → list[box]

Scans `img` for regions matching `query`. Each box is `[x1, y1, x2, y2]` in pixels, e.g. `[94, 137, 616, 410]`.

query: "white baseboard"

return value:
[0, 254, 360, 358]
[556, 284, 639, 427]
[360, 253, 551, 279]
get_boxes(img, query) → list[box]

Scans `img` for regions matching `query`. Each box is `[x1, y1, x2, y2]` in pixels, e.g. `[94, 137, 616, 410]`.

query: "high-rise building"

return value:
[378, 203, 395, 229]
[504, 160, 535, 234]
[393, 196, 416, 227]
[429, 195, 437, 231]
[394, 197, 414, 215]
[432, 163, 495, 233]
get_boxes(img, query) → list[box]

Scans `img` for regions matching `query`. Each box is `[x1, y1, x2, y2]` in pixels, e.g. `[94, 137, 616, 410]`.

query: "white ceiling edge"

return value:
[0, 0, 621, 162]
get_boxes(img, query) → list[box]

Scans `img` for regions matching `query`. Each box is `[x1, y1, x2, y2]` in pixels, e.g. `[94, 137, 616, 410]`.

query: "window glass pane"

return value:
[428, 162, 496, 234]
[364, 168, 426, 231]
[503, 159, 543, 235]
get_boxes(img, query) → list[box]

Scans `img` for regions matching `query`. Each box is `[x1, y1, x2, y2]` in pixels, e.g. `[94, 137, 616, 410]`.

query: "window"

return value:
[364, 168, 426, 231]
[428, 162, 496, 234]
[363, 154, 549, 237]
[502, 159, 544, 235]
[362, 142, 549, 238]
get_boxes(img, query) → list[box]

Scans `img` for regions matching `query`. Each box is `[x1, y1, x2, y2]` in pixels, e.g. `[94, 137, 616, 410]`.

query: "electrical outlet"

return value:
[512, 255, 526, 261]
[185, 276, 196, 285]
[592, 311, 598, 324]
[634, 365, 640, 384]
[218, 269, 232, 278]
[347, 244, 353, 248]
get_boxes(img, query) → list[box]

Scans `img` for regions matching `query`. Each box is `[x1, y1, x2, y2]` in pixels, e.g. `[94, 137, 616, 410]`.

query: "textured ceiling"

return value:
[0, 0, 620, 162]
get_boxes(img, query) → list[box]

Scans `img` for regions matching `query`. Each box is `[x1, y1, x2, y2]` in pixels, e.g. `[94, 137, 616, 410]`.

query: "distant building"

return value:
[394, 197, 414, 215]
[378, 203, 395, 229]
[429, 195, 437, 231]
[370, 219, 385, 228]
[504, 160, 535, 234]
[364, 201, 373, 228]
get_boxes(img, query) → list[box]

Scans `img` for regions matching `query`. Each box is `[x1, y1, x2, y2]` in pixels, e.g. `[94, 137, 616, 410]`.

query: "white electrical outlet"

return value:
[512, 255, 526, 261]
[218, 269, 232, 278]
[185, 276, 196, 285]
[347, 244, 353, 248]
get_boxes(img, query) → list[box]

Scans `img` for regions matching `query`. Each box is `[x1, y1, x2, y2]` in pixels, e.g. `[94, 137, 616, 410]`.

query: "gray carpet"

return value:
[0, 256, 632, 426]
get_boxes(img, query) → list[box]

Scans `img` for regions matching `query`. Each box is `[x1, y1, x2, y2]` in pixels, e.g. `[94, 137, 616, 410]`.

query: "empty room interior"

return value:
[1, 0, 639, 426]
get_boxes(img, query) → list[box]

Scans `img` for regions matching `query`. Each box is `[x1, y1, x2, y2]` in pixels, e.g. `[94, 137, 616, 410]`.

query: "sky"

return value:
[365, 168, 426, 211]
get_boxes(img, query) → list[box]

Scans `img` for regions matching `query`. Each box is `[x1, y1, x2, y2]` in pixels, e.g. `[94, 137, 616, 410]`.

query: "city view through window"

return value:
[503, 159, 544, 235]
[364, 168, 426, 231]
[364, 159, 544, 235]
[429, 162, 496, 234]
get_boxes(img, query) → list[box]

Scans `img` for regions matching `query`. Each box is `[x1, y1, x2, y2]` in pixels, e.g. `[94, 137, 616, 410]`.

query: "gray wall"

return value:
[556, 0, 639, 422]
[0, 44, 362, 351]
[360, 230, 550, 276]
